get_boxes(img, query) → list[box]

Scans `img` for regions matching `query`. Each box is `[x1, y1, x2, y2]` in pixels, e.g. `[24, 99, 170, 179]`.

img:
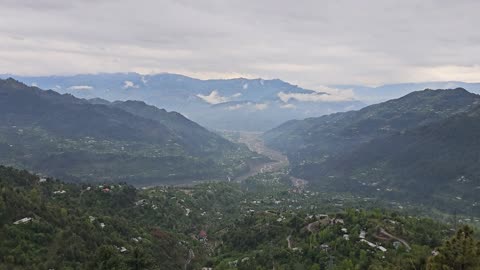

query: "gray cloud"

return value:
[0, 0, 480, 87]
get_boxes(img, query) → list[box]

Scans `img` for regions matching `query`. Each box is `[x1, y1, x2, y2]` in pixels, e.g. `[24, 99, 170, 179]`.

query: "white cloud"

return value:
[226, 103, 245, 110]
[197, 90, 229, 104]
[227, 102, 268, 111]
[280, 103, 296, 109]
[123, 80, 139, 89]
[197, 90, 243, 104]
[254, 103, 268, 110]
[67, 85, 93, 90]
[278, 87, 355, 103]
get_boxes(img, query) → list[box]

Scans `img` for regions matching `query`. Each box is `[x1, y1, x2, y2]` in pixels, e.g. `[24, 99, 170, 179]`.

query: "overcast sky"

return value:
[1, 0, 479, 87]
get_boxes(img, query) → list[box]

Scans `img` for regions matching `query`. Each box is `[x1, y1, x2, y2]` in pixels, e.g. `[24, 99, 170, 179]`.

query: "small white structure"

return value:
[132, 237, 143, 243]
[377, 246, 387, 252]
[333, 218, 344, 225]
[135, 199, 147, 206]
[89, 216, 96, 222]
[39, 178, 47, 183]
[343, 234, 350, 240]
[341, 228, 348, 233]
[100, 223, 105, 229]
[359, 230, 366, 239]
[14, 217, 32, 225]
[53, 190, 66, 195]
[119, 247, 127, 253]
[360, 239, 376, 248]
[360, 239, 387, 252]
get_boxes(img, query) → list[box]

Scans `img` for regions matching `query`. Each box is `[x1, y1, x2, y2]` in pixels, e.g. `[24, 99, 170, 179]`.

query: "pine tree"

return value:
[427, 225, 480, 270]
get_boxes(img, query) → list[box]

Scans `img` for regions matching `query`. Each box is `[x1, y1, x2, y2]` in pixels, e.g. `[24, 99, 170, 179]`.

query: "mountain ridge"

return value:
[0, 73, 365, 131]
[264, 88, 480, 211]
[0, 78, 254, 185]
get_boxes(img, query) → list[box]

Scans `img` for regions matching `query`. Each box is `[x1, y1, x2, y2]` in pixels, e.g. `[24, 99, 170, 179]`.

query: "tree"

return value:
[127, 247, 153, 270]
[93, 245, 127, 270]
[427, 226, 480, 270]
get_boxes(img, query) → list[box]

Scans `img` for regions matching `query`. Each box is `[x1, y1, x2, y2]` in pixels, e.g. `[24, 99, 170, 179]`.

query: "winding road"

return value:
[379, 228, 411, 251]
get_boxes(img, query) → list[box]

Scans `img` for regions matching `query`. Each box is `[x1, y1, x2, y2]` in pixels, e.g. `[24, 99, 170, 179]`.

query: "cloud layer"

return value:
[1, 0, 480, 87]
[197, 90, 242, 104]
[278, 87, 355, 103]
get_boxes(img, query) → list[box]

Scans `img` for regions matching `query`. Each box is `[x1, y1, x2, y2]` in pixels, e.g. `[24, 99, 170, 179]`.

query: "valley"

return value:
[222, 131, 310, 189]
[226, 131, 289, 181]
[2, 2, 480, 269]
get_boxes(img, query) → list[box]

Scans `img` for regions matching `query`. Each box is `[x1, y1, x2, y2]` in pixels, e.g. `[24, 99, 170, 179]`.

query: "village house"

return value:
[198, 230, 208, 242]
[14, 217, 32, 225]
[331, 218, 344, 225]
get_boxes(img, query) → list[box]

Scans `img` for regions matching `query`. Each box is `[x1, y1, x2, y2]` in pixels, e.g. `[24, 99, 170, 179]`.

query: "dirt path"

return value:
[379, 228, 411, 251]
[184, 249, 195, 270]
[286, 235, 292, 249]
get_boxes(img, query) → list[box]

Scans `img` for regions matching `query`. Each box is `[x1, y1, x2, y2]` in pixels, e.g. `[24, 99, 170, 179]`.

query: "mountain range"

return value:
[0, 78, 255, 185]
[0, 73, 365, 131]
[2, 73, 480, 131]
[264, 88, 480, 213]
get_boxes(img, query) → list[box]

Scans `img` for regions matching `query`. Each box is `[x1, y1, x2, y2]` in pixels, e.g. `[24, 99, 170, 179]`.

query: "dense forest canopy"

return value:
[1, 166, 479, 269]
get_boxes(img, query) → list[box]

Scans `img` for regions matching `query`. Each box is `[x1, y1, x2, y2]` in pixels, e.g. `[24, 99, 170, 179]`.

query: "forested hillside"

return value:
[0, 78, 255, 185]
[264, 89, 480, 211]
[1, 166, 478, 269]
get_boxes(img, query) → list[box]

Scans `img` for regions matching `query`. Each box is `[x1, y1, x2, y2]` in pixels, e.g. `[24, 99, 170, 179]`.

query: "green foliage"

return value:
[427, 226, 480, 270]
[0, 166, 474, 270]
[0, 166, 189, 269]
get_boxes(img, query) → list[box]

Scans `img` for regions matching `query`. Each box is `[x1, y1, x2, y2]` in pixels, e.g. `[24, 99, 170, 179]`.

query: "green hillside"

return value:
[1, 166, 478, 269]
[264, 89, 480, 211]
[0, 78, 254, 185]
